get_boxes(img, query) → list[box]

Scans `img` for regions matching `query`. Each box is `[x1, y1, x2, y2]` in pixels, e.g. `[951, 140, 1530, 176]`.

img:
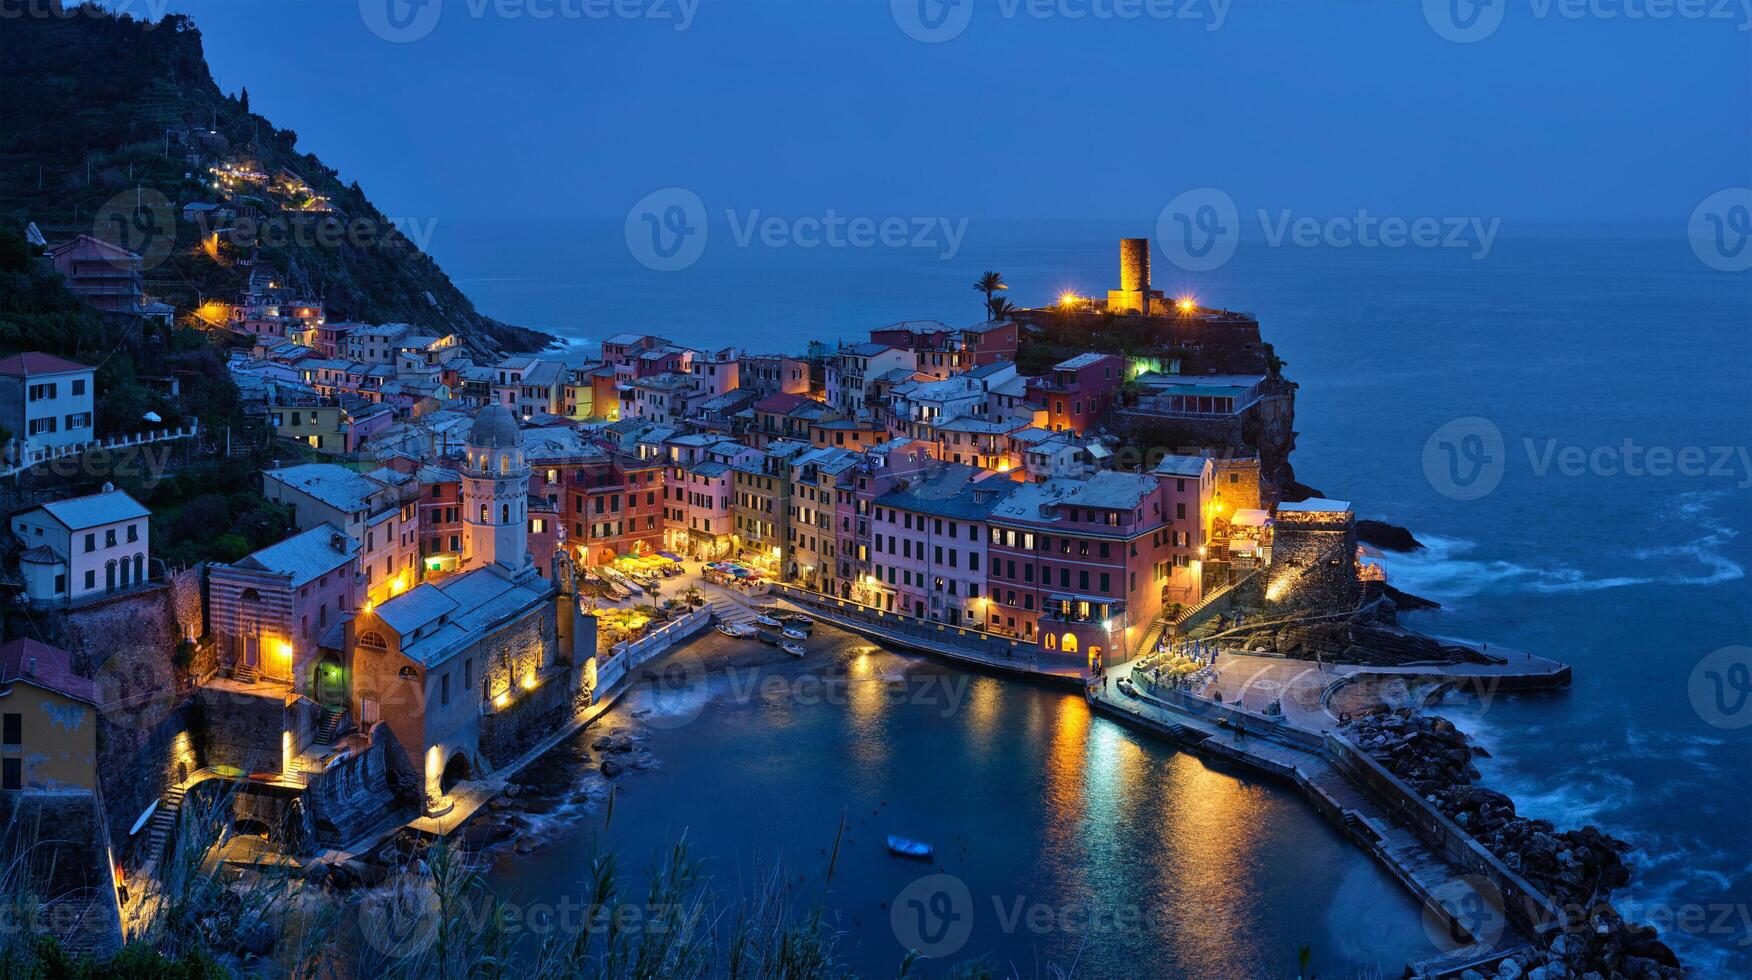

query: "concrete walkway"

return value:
[1086, 678, 1538, 976]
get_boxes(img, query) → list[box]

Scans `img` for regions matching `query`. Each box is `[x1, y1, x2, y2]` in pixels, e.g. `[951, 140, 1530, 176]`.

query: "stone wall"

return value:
[0, 791, 124, 958]
[197, 685, 285, 776]
[477, 658, 587, 770]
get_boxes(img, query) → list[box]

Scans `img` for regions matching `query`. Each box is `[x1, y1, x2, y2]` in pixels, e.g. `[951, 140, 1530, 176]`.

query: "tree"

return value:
[239, 86, 250, 113]
[973, 271, 1007, 320]
[988, 297, 1018, 320]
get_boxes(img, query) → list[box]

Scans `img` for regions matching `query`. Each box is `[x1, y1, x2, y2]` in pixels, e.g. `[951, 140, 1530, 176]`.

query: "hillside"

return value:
[0, 4, 551, 353]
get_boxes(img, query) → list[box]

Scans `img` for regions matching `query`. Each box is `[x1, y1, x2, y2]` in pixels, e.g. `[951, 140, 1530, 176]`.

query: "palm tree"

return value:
[974, 271, 1007, 320]
[988, 297, 1018, 320]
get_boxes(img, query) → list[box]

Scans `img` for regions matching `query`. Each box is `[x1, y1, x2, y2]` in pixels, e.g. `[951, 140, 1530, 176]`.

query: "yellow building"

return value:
[0, 639, 98, 791]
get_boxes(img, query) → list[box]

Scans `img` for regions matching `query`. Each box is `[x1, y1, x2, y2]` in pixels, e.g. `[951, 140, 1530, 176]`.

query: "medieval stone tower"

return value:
[461, 404, 531, 576]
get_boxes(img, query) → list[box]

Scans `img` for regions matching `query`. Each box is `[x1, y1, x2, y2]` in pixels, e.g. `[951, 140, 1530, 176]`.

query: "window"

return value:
[2, 713, 18, 745]
[83, 533, 95, 553]
[1, 759, 17, 790]
[127, 524, 138, 543]
[440, 672, 451, 707]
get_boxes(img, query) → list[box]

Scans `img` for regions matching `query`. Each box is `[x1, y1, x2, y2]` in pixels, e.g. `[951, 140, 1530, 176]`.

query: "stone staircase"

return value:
[142, 784, 187, 868]
[706, 593, 758, 627]
[232, 662, 259, 684]
[314, 707, 344, 746]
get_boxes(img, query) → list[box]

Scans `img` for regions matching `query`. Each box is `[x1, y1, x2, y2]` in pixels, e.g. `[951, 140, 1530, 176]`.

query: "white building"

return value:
[11, 488, 151, 605]
[0, 353, 96, 457]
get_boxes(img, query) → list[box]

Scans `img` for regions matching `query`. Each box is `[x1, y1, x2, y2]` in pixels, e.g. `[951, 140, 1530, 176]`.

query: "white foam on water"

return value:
[1375, 491, 1743, 603]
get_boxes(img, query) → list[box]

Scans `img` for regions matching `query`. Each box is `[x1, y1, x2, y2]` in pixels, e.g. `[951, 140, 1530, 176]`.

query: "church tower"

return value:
[461, 404, 531, 576]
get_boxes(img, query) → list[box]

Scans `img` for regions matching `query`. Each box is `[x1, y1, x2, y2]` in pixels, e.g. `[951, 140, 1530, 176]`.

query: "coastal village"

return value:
[0, 202, 1688, 977]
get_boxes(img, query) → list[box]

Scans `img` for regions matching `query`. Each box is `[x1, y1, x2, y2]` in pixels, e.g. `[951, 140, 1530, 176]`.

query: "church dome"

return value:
[468, 404, 523, 450]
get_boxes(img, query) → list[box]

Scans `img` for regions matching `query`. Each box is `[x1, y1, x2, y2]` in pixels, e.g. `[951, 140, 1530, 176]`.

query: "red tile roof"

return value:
[753, 393, 809, 414]
[0, 352, 93, 377]
[0, 639, 97, 705]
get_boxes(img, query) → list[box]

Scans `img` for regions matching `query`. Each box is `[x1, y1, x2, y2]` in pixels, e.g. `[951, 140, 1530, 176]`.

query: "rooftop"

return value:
[35, 489, 150, 530]
[0, 352, 92, 377]
[1053, 352, 1119, 371]
[876, 463, 1010, 521]
[232, 524, 359, 588]
[1152, 454, 1212, 478]
[0, 639, 95, 704]
[265, 463, 388, 514]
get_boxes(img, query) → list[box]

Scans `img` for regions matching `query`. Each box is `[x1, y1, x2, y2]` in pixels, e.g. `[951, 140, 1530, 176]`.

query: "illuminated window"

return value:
[1061, 633, 1078, 655]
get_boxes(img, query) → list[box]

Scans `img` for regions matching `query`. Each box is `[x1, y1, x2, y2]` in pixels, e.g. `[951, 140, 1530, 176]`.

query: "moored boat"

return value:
[886, 835, 934, 859]
[781, 640, 806, 657]
[781, 627, 808, 641]
[754, 614, 783, 628]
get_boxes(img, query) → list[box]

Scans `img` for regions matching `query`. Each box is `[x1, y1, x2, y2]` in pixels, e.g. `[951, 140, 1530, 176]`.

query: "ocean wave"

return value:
[1375, 491, 1744, 601]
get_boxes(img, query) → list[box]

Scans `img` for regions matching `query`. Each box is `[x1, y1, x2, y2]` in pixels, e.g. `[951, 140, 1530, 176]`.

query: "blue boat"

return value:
[886, 835, 934, 859]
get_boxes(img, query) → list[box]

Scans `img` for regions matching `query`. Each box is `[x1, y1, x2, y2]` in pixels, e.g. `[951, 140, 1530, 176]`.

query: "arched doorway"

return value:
[440, 752, 471, 794]
[314, 652, 346, 706]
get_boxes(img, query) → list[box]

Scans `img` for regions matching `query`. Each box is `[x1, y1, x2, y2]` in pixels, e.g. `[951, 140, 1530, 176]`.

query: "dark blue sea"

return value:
[428, 219, 1751, 976]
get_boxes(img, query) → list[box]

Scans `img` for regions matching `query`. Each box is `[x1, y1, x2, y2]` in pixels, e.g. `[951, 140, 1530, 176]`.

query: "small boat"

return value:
[781, 613, 814, 628]
[886, 835, 934, 860]
[781, 627, 808, 641]
[715, 623, 746, 639]
[781, 641, 806, 658]
[754, 614, 783, 629]
[755, 630, 782, 646]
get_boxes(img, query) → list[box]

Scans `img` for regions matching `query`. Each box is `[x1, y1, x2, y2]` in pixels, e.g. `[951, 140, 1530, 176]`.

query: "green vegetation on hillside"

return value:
[0, 4, 549, 352]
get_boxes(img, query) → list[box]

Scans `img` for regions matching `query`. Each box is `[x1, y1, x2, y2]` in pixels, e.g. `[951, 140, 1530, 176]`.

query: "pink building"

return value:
[985, 471, 1183, 674]
[207, 524, 360, 703]
[1027, 353, 1123, 434]
[842, 439, 938, 604]
[1152, 454, 1216, 608]
[867, 462, 1006, 625]
[665, 433, 757, 559]
[48, 235, 144, 315]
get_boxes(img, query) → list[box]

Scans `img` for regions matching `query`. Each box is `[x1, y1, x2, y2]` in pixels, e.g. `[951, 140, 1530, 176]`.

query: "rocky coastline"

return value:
[1345, 707, 1682, 979]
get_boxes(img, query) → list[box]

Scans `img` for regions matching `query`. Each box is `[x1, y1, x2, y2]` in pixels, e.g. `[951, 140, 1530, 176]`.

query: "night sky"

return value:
[138, 1, 1747, 225]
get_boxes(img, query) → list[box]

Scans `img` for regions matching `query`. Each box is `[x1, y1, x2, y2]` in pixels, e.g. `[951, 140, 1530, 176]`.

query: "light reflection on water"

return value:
[485, 627, 1430, 978]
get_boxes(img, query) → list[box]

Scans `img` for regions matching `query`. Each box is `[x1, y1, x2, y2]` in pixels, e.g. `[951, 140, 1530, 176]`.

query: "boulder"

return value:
[600, 759, 624, 778]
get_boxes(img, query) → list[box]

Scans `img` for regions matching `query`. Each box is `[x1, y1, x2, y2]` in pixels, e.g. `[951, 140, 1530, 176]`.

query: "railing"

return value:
[1324, 733, 1565, 941]
[594, 607, 712, 693]
[1, 421, 201, 478]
